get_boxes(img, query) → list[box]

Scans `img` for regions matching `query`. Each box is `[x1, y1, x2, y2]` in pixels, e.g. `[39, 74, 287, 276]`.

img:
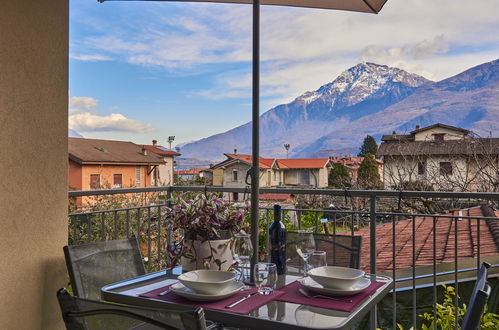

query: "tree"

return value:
[358, 153, 381, 188]
[358, 135, 378, 157]
[328, 162, 351, 188]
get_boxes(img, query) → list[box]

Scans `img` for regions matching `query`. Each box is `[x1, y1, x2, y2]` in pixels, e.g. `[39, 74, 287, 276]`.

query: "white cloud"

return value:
[70, 54, 112, 61]
[69, 112, 155, 133]
[75, 0, 499, 106]
[70, 96, 98, 110]
[68, 95, 155, 133]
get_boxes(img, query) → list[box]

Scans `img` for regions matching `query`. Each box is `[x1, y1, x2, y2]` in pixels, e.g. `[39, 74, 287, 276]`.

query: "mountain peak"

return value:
[298, 62, 431, 107]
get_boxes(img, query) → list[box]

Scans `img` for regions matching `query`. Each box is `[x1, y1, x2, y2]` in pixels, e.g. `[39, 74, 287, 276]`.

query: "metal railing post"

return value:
[369, 195, 377, 329]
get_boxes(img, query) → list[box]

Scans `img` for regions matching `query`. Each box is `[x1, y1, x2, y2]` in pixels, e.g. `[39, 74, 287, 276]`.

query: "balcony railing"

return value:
[68, 186, 499, 329]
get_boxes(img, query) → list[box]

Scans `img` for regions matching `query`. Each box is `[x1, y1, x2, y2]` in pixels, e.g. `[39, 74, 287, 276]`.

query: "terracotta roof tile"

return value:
[276, 158, 330, 169]
[350, 206, 499, 273]
[143, 145, 180, 156]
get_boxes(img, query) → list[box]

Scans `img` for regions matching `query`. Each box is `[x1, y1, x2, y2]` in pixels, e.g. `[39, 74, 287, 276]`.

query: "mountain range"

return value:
[177, 59, 499, 162]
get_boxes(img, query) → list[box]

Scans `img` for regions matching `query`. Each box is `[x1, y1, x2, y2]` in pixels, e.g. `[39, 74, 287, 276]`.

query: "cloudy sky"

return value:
[69, 0, 499, 147]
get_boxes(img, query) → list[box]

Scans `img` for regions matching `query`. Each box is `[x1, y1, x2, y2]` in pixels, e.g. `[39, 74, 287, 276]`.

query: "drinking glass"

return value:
[296, 230, 315, 275]
[233, 233, 253, 288]
[308, 251, 327, 270]
[253, 263, 277, 295]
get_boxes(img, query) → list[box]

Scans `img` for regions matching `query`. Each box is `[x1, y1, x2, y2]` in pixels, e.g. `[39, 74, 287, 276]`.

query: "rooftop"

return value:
[354, 206, 499, 273]
[68, 137, 164, 165]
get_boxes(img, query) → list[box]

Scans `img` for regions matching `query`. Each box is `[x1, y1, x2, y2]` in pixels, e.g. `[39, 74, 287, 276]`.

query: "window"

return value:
[440, 162, 453, 175]
[233, 192, 239, 201]
[232, 169, 238, 181]
[418, 162, 426, 175]
[135, 166, 141, 187]
[113, 174, 123, 188]
[434, 134, 445, 141]
[89, 174, 100, 189]
[273, 170, 277, 181]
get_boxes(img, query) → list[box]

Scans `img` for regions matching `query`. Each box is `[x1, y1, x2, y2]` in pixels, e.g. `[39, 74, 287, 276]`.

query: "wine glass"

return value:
[233, 233, 253, 288]
[296, 230, 315, 276]
[254, 263, 277, 295]
[308, 250, 327, 270]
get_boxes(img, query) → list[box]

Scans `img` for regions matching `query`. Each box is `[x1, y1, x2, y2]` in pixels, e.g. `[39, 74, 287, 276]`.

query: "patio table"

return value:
[101, 269, 393, 330]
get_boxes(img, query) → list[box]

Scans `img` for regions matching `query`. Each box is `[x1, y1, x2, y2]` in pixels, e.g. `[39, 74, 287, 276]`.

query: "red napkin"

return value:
[140, 284, 285, 315]
[275, 280, 385, 312]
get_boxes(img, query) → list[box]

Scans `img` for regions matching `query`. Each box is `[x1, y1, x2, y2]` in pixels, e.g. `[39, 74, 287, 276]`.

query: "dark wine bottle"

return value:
[269, 204, 287, 275]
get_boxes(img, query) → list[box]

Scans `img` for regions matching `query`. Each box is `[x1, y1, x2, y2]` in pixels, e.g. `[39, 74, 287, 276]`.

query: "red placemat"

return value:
[140, 283, 285, 315]
[275, 280, 385, 312]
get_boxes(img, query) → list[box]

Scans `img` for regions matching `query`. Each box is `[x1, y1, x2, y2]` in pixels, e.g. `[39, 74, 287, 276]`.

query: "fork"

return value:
[298, 288, 353, 303]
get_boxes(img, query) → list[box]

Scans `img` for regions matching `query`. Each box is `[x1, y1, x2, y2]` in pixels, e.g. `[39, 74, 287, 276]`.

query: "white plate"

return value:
[170, 281, 243, 302]
[298, 276, 371, 296]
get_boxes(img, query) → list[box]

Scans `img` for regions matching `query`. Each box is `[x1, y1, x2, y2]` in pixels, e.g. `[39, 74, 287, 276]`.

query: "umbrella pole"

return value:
[249, 0, 260, 285]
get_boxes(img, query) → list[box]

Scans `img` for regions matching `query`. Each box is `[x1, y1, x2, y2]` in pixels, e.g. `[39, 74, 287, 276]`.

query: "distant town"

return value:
[69, 123, 499, 206]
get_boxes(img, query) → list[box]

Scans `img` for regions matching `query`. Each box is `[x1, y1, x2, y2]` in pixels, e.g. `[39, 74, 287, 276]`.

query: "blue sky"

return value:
[69, 0, 499, 148]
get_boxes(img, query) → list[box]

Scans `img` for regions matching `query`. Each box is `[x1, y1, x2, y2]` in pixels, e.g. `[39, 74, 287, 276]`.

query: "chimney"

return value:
[415, 125, 420, 130]
[141, 146, 148, 156]
[234, 148, 237, 155]
[152, 139, 157, 146]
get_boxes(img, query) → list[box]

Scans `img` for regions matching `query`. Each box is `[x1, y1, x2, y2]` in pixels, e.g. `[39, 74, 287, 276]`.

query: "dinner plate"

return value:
[298, 276, 371, 296]
[170, 281, 243, 301]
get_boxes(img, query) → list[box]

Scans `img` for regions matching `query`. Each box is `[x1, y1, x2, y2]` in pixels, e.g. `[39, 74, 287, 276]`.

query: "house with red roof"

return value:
[211, 152, 333, 200]
[143, 140, 180, 186]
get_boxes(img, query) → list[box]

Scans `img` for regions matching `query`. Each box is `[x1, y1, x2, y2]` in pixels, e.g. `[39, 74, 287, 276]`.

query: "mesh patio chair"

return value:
[462, 262, 492, 330]
[57, 288, 207, 330]
[286, 231, 362, 273]
[63, 237, 146, 300]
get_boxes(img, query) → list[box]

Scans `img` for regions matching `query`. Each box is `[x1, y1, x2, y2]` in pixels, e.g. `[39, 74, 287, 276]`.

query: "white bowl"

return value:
[307, 266, 365, 290]
[178, 270, 236, 295]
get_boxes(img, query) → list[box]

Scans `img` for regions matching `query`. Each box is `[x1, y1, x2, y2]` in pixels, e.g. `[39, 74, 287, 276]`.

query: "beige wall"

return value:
[414, 127, 466, 141]
[0, 1, 68, 329]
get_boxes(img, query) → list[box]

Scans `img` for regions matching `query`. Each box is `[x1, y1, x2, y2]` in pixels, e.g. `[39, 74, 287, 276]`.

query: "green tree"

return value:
[358, 153, 381, 188]
[358, 135, 378, 157]
[328, 162, 351, 188]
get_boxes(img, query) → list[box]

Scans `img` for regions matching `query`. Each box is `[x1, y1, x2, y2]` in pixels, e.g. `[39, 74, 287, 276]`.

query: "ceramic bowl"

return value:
[177, 270, 236, 295]
[307, 266, 365, 290]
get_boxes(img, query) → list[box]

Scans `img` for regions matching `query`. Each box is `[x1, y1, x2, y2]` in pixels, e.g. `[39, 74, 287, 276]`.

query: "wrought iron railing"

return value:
[68, 186, 499, 329]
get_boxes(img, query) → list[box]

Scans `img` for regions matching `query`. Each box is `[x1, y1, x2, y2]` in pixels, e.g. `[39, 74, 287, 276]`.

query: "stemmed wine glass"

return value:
[296, 230, 315, 276]
[233, 232, 253, 289]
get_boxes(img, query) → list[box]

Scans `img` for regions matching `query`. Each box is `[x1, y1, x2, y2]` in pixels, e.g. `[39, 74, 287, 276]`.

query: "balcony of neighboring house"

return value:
[68, 186, 499, 329]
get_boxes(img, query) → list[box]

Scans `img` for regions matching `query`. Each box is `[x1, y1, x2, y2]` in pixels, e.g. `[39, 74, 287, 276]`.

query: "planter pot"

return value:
[181, 231, 233, 271]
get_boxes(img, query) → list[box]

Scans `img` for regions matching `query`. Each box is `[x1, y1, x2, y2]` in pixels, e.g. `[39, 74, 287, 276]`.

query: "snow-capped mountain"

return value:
[180, 59, 498, 161]
[180, 62, 430, 161]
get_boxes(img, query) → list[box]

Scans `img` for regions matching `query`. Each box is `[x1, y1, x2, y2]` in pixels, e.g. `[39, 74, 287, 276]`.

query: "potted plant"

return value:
[164, 193, 248, 271]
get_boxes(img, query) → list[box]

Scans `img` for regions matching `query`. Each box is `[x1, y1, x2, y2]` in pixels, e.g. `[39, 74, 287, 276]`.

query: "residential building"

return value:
[143, 140, 180, 186]
[69, 137, 165, 205]
[377, 123, 499, 191]
[174, 168, 212, 183]
[211, 153, 333, 200]
[273, 158, 332, 188]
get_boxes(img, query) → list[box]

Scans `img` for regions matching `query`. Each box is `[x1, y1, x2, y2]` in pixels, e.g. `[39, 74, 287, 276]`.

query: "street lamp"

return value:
[284, 144, 290, 159]
[168, 136, 175, 150]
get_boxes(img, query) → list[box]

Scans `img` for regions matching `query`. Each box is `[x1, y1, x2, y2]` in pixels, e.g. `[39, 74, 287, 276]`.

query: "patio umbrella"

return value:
[98, 0, 388, 281]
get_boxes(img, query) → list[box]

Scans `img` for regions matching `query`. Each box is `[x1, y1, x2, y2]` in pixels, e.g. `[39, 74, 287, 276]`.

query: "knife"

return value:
[225, 292, 259, 309]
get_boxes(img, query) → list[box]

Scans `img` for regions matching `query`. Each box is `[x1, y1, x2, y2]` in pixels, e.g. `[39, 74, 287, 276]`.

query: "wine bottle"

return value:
[269, 204, 287, 274]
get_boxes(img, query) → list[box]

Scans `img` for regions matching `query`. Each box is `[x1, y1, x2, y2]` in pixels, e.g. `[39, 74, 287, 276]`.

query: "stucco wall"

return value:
[414, 127, 466, 141]
[0, 1, 68, 329]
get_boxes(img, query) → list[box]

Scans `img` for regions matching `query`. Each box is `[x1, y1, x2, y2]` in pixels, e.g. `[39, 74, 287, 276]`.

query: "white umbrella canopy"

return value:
[97, 0, 389, 289]
[99, 0, 388, 12]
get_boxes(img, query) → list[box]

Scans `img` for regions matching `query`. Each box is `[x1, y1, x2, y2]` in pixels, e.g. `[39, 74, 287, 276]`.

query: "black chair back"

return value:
[462, 262, 491, 330]
[286, 231, 362, 270]
[57, 288, 207, 330]
[64, 238, 146, 300]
